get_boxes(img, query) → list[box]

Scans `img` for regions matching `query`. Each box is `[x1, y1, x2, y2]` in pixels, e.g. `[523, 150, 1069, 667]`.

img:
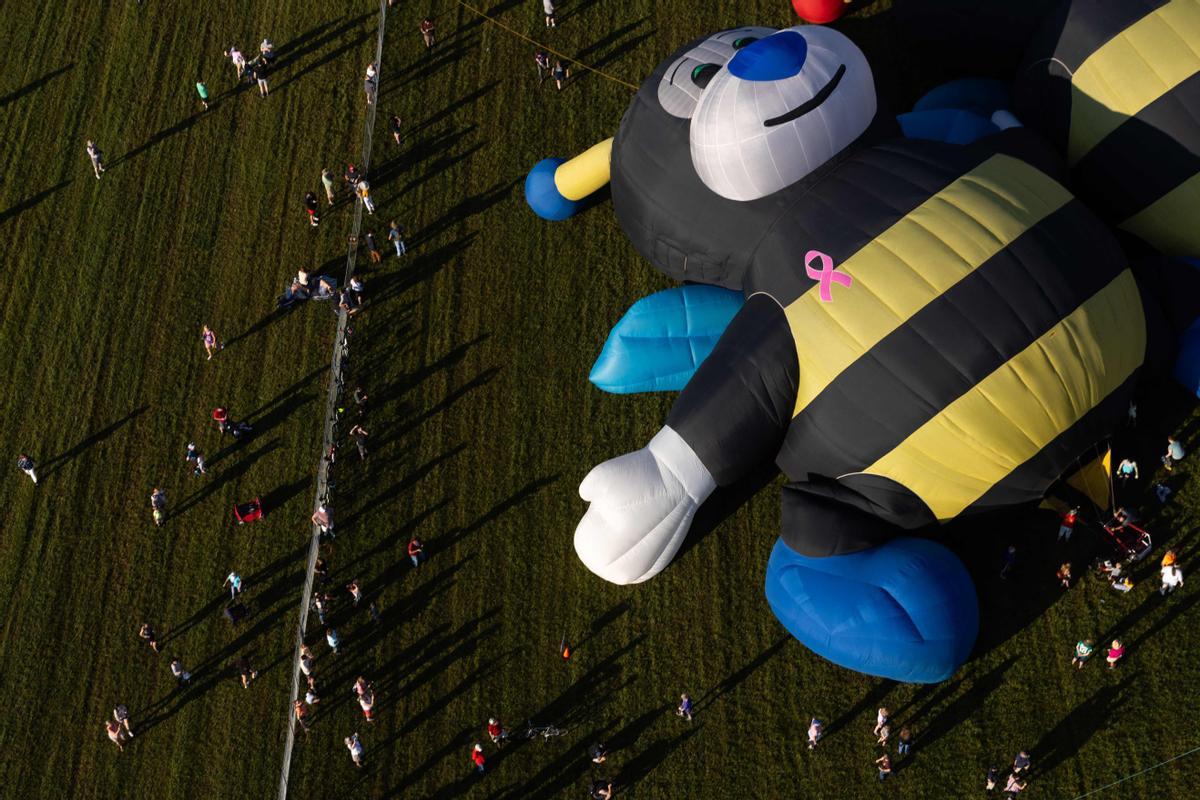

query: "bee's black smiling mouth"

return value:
[764, 64, 846, 127]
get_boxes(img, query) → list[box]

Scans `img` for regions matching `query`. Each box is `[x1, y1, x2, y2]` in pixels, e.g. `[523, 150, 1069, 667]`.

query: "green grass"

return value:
[1, 1, 1199, 798]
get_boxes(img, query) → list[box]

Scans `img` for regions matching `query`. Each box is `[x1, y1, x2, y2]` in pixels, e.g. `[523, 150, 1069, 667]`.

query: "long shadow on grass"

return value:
[340, 444, 466, 530]
[694, 636, 790, 713]
[0, 180, 70, 226]
[903, 654, 1018, 758]
[223, 307, 292, 351]
[371, 233, 479, 309]
[614, 723, 702, 794]
[825, 677, 897, 738]
[1030, 675, 1135, 778]
[0, 63, 74, 108]
[569, 16, 653, 87]
[172, 437, 283, 517]
[41, 404, 148, 477]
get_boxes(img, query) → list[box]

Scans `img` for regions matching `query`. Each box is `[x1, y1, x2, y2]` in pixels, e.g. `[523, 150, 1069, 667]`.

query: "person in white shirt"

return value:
[1161, 564, 1185, 595]
[345, 732, 365, 767]
[224, 46, 246, 79]
[807, 718, 822, 750]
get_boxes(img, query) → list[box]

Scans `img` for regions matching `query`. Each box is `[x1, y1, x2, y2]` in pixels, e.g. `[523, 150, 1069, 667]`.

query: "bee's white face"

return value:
[655, 27, 779, 119]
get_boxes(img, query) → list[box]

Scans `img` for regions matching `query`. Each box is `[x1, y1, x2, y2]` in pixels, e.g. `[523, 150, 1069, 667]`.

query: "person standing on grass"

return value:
[389, 114, 403, 146]
[305, 677, 321, 706]
[543, 0, 557, 27]
[897, 727, 913, 756]
[238, 656, 258, 688]
[1056, 562, 1072, 589]
[345, 163, 361, 192]
[677, 693, 693, 721]
[196, 80, 209, 110]
[1163, 436, 1186, 471]
[347, 580, 363, 606]
[875, 753, 892, 781]
[312, 505, 334, 538]
[356, 180, 376, 215]
[1003, 773, 1027, 797]
[300, 645, 315, 679]
[202, 324, 222, 360]
[1163, 548, 1178, 568]
[346, 732, 366, 767]
[368, 600, 382, 626]
[359, 687, 376, 722]
[106, 719, 127, 751]
[224, 46, 246, 80]
[113, 704, 134, 737]
[873, 707, 889, 737]
[326, 627, 342, 655]
[354, 385, 368, 415]
[388, 220, 406, 256]
[364, 63, 377, 105]
[314, 557, 330, 587]
[366, 231, 382, 263]
[807, 718, 823, 750]
[552, 60, 568, 91]
[86, 140, 106, 179]
[349, 423, 368, 460]
[1072, 638, 1095, 670]
[187, 444, 208, 477]
[534, 50, 551, 82]
[16, 453, 37, 484]
[304, 191, 321, 226]
[138, 622, 160, 653]
[313, 592, 330, 625]
[150, 487, 167, 527]
[471, 743, 486, 773]
[420, 17, 435, 49]
[985, 764, 1001, 792]
[321, 167, 338, 205]
[408, 535, 426, 567]
[294, 700, 312, 734]
[876, 722, 890, 747]
[252, 59, 269, 97]
[1161, 563, 1184, 595]
[1011, 750, 1031, 776]
[169, 657, 192, 687]
[225, 571, 243, 601]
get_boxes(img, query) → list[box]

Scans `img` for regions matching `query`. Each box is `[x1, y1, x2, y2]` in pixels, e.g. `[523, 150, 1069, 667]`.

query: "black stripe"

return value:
[1038, 0, 1167, 74]
[775, 199, 1126, 481]
[745, 139, 989, 306]
[780, 474, 933, 558]
[1070, 71, 1200, 225]
[965, 371, 1139, 515]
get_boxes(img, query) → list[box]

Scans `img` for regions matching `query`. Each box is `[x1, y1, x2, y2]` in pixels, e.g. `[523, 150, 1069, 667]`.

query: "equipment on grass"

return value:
[234, 497, 263, 524]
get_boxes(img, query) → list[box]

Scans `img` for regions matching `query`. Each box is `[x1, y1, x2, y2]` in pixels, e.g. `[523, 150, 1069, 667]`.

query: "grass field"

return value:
[2, 1, 1199, 798]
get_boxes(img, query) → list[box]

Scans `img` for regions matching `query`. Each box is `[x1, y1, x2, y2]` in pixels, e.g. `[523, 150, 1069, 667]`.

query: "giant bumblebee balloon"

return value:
[1016, 0, 1200, 257]
[528, 25, 1173, 683]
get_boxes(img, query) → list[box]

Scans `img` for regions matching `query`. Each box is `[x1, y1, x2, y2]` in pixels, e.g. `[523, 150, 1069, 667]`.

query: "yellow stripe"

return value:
[1068, 0, 1200, 163]
[785, 154, 1072, 419]
[1119, 171, 1200, 256]
[863, 270, 1145, 521]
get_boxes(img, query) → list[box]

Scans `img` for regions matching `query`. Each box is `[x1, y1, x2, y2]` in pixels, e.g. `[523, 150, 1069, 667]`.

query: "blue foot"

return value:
[764, 537, 979, 683]
[525, 158, 581, 221]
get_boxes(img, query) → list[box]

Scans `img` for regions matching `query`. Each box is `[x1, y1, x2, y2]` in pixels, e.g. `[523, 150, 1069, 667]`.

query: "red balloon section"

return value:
[792, 0, 849, 24]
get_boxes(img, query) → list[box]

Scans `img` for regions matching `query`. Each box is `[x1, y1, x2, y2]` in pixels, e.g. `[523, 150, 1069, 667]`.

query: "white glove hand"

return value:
[575, 426, 716, 584]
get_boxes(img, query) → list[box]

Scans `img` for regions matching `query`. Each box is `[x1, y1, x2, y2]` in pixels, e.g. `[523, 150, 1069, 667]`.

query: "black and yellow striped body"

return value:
[1017, 0, 1200, 257]
[737, 135, 1146, 529]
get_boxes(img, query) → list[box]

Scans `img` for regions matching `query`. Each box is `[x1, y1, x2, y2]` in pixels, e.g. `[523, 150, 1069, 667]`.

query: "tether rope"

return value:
[1069, 745, 1200, 799]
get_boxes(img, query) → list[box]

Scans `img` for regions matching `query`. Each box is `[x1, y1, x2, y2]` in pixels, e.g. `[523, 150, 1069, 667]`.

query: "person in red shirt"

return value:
[487, 717, 508, 746]
[1057, 507, 1079, 542]
[471, 743, 486, 773]
[420, 17, 435, 49]
[212, 406, 230, 434]
[408, 536, 426, 567]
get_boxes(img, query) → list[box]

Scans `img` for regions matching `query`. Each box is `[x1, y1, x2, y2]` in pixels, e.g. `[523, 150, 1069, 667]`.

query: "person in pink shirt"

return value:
[1106, 639, 1125, 669]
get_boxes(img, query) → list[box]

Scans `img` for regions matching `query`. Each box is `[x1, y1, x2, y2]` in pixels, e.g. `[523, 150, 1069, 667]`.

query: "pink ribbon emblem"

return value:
[805, 249, 852, 302]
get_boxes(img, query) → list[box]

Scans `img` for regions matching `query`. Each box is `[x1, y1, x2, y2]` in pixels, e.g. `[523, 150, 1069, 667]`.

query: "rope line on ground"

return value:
[454, 0, 639, 90]
[1069, 745, 1200, 800]
[276, 2, 388, 798]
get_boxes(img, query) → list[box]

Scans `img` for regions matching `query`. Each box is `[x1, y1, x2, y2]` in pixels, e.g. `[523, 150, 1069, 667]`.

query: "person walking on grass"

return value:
[138, 622, 160, 653]
[873, 707, 889, 737]
[321, 167, 338, 205]
[543, 0, 557, 27]
[326, 627, 342, 655]
[875, 753, 892, 781]
[294, 700, 312, 734]
[408, 535, 426, 567]
[1012, 750, 1031, 776]
[471, 743, 486, 773]
[1072, 638, 1095, 670]
[876, 722, 890, 747]
[985, 764, 1001, 792]
[1161, 563, 1184, 595]
[224, 45, 246, 80]
[1056, 561, 1072, 589]
[106, 719, 127, 751]
[897, 727, 913, 757]
[420, 17, 435, 49]
[1004, 773, 1027, 797]
[807, 718, 823, 750]
[534, 50, 551, 82]
[365, 231, 382, 263]
[185, 442, 207, 476]
[238, 656, 258, 688]
[388, 220, 406, 256]
[196, 80, 209, 110]
[346, 732, 366, 767]
[202, 324, 222, 360]
[356, 180, 375, 215]
[252, 59, 269, 97]
[224, 571, 243, 601]
[553, 60, 568, 90]
[113, 704, 134, 737]
[16, 453, 37, 484]
[304, 191, 321, 226]
[86, 140, 106, 179]
[389, 114, 403, 146]
[150, 487, 167, 527]
[677, 693, 693, 721]
[169, 656, 192, 688]
[349, 423, 368, 460]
